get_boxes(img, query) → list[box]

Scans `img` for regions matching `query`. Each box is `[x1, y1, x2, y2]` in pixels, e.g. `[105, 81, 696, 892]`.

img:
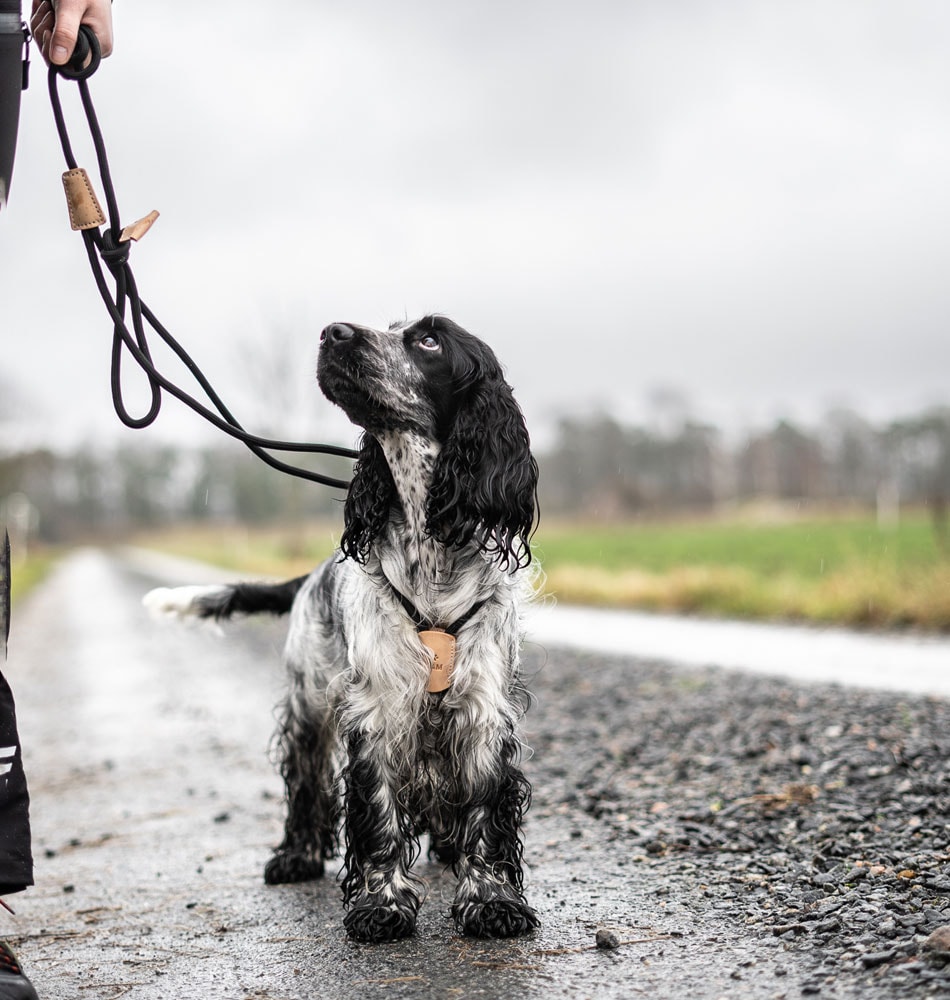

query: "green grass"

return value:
[132, 523, 339, 579]
[537, 512, 950, 631]
[8, 550, 59, 605]
[534, 515, 940, 579]
[133, 512, 950, 632]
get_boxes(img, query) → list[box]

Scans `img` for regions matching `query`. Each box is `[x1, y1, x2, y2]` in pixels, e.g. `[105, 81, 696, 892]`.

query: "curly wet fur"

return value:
[145, 316, 540, 942]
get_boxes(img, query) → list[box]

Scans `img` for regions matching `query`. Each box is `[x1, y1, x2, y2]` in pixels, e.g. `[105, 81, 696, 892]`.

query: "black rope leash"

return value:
[47, 27, 356, 490]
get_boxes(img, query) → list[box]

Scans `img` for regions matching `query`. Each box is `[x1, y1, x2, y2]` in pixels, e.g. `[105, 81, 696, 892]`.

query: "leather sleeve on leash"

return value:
[61, 166, 106, 230]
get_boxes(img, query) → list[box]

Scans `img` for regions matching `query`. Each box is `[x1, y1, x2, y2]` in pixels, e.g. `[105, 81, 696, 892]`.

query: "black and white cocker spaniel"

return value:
[146, 316, 540, 943]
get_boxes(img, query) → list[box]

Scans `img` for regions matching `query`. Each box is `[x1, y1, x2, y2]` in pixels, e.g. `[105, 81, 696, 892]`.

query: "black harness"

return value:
[389, 582, 489, 637]
[386, 580, 489, 695]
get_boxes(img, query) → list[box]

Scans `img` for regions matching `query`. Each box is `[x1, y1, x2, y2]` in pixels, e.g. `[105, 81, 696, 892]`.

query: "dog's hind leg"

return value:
[264, 684, 339, 885]
[450, 731, 539, 939]
[339, 731, 423, 943]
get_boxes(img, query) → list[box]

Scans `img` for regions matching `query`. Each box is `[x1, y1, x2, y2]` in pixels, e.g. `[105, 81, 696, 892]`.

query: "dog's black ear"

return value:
[340, 434, 398, 563]
[427, 378, 538, 569]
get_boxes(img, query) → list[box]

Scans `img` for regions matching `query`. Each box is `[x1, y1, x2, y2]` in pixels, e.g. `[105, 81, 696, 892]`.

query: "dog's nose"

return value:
[321, 323, 355, 345]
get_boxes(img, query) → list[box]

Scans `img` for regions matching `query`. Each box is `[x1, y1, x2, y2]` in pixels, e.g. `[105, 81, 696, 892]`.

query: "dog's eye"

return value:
[417, 334, 440, 351]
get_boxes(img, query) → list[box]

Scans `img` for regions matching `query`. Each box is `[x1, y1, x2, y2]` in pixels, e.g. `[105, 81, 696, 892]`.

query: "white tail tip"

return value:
[142, 584, 225, 620]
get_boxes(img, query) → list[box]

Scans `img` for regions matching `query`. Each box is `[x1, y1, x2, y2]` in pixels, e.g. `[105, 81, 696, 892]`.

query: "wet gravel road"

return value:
[4, 548, 950, 999]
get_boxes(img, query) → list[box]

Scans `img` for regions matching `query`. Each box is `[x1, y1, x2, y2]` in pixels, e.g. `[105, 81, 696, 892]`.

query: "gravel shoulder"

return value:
[3, 549, 949, 998]
[522, 640, 950, 998]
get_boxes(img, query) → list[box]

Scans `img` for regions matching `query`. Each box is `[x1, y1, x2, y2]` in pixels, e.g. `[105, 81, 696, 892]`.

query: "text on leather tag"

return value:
[62, 167, 106, 230]
[419, 629, 457, 693]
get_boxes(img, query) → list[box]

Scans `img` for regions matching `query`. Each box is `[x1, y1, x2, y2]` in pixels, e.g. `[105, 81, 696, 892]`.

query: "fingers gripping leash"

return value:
[47, 27, 357, 489]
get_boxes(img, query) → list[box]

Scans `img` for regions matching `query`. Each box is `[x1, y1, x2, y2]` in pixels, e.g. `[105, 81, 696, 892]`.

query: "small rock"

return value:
[921, 925, 950, 967]
[595, 928, 621, 950]
[859, 950, 895, 969]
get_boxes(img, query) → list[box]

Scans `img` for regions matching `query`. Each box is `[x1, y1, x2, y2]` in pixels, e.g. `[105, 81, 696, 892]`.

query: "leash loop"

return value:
[57, 24, 102, 80]
[47, 32, 356, 490]
[55, 23, 100, 81]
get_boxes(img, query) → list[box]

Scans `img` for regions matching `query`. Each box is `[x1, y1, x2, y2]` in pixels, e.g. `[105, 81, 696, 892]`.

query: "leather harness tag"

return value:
[419, 629, 457, 693]
[62, 167, 106, 230]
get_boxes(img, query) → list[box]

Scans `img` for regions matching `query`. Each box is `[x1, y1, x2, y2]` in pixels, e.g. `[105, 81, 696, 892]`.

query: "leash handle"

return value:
[55, 23, 100, 81]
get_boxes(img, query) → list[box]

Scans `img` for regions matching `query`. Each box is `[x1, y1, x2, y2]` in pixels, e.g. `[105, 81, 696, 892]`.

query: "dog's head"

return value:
[318, 316, 538, 569]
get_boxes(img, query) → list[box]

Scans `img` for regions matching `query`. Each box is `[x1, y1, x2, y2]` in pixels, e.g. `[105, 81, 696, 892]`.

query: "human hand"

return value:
[30, 0, 114, 67]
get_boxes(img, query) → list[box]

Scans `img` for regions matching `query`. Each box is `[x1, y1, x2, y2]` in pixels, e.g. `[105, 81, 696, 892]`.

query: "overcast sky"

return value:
[2, 0, 948, 455]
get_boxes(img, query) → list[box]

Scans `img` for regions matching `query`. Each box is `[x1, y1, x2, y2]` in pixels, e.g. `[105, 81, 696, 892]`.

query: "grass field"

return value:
[8, 550, 59, 606]
[538, 512, 950, 630]
[131, 510, 950, 632]
[134, 523, 339, 580]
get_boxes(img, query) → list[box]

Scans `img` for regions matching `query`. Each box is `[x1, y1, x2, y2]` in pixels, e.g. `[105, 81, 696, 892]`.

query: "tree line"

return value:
[542, 405, 950, 533]
[1, 405, 949, 545]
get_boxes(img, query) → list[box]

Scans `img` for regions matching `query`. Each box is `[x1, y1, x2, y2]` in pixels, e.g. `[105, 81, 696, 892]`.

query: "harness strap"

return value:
[390, 584, 489, 636]
[387, 584, 488, 694]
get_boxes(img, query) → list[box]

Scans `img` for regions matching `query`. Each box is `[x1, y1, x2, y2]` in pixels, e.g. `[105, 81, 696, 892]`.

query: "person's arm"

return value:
[30, 0, 113, 66]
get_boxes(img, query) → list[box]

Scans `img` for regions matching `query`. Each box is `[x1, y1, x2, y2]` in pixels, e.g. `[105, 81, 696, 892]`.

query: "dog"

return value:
[145, 316, 540, 942]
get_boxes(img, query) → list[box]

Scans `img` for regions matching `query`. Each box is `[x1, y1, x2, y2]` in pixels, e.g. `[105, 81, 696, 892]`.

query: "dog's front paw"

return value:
[344, 903, 417, 943]
[427, 837, 460, 865]
[454, 897, 540, 939]
[263, 851, 325, 885]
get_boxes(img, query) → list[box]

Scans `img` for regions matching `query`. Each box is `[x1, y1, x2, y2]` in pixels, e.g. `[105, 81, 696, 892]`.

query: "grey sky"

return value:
[2, 0, 948, 452]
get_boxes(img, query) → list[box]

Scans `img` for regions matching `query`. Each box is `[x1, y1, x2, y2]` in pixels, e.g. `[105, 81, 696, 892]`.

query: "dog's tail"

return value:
[143, 575, 310, 622]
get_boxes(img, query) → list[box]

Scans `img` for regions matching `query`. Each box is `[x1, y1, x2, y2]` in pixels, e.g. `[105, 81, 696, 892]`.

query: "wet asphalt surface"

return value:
[4, 548, 950, 999]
